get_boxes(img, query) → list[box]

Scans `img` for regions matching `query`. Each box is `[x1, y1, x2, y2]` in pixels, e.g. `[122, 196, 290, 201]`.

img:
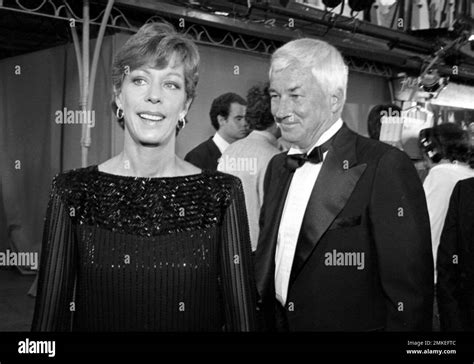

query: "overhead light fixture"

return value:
[248, 0, 290, 6]
[415, 16, 474, 99]
[418, 69, 449, 96]
[452, 16, 474, 50]
[348, 0, 375, 12]
[322, 0, 343, 7]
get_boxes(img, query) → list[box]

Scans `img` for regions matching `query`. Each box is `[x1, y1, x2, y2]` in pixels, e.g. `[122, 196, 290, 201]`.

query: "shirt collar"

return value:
[213, 132, 230, 154]
[288, 118, 343, 155]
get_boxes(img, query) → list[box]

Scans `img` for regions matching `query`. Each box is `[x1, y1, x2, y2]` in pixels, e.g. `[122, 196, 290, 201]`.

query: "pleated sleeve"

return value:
[219, 177, 258, 331]
[31, 176, 77, 331]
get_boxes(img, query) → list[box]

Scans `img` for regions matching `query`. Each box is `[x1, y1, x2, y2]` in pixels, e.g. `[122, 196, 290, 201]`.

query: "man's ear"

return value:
[331, 88, 344, 113]
[217, 114, 227, 128]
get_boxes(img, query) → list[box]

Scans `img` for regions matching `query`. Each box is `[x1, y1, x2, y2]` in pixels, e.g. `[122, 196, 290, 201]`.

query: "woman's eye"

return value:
[132, 78, 147, 86]
[270, 94, 279, 99]
[164, 82, 180, 90]
[291, 94, 301, 99]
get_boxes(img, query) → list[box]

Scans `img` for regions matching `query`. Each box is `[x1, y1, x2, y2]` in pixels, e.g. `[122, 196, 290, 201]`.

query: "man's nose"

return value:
[274, 99, 290, 121]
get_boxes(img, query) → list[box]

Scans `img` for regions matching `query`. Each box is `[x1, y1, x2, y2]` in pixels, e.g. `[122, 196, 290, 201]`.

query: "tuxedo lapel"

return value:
[290, 125, 367, 283]
[256, 156, 293, 300]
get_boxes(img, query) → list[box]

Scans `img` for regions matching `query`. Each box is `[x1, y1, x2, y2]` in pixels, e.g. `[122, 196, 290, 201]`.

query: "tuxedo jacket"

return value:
[184, 137, 221, 170]
[255, 124, 434, 331]
[437, 177, 474, 331]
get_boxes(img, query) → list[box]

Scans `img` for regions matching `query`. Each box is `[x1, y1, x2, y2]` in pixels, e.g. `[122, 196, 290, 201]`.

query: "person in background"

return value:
[420, 123, 474, 282]
[437, 177, 474, 331]
[184, 92, 249, 170]
[32, 22, 257, 332]
[218, 83, 281, 251]
[367, 103, 402, 140]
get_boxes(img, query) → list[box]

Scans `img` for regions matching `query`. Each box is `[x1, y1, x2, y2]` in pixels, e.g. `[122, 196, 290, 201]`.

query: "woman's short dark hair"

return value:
[245, 83, 274, 131]
[419, 123, 471, 164]
[209, 92, 247, 130]
[111, 22, 200, 128]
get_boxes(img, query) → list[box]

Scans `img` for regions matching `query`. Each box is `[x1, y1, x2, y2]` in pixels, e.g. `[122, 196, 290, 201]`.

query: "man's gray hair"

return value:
[269, 38, 348, 104]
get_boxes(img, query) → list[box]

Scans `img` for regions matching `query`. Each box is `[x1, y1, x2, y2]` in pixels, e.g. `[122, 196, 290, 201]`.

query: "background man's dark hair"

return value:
[209, 92, 247, 130]
[367, 104, 402, 140]
[245, 83, 274, 131]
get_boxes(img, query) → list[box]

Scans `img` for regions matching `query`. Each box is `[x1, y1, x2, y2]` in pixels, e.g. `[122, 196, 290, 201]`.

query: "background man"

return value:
[185, 92, 248, 170]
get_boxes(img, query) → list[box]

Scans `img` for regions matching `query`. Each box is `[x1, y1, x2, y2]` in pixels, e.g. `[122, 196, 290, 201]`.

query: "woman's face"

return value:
[116, 60, 190, 147]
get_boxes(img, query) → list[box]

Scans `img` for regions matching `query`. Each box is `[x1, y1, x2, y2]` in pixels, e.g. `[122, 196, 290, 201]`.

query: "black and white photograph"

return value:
[0, 0, 474, 360]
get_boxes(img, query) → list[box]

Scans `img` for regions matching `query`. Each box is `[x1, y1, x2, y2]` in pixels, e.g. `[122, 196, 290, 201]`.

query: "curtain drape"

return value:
[0, 36, 114, 273]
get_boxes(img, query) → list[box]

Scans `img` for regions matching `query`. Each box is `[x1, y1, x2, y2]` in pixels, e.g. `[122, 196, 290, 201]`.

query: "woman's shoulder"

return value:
[53, 165, 96, 181]
[205, 170, 243, 189]
[50, 165, 97, 193]
[202, 171, 244, 206]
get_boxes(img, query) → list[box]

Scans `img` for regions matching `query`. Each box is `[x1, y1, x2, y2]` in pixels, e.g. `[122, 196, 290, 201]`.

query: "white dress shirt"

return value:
[275, 119, 343, 305]
[212, 132, 230, 154]
[423, 162, 474, 283]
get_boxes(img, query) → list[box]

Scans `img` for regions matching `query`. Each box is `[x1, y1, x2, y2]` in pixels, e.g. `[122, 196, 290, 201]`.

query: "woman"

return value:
[31, 22, 257, 331]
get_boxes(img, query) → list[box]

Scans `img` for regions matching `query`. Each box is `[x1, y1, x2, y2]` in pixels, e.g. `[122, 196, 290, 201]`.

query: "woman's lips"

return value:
[138, 112, 165, 121]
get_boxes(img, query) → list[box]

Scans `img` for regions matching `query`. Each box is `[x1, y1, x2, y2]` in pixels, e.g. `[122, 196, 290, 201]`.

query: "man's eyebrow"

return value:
[289, 86, 302, 92]
[268, 86, 302, 93]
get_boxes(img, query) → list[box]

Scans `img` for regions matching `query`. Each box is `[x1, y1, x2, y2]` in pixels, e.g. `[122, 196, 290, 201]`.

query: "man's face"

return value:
[269, 66, 334, 150]
[219, 102, 249, 141]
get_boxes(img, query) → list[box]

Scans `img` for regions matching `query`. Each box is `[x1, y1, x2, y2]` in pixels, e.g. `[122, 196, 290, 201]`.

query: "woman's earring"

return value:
[177, 115, 187, 130]
[116, 107, 124, 119]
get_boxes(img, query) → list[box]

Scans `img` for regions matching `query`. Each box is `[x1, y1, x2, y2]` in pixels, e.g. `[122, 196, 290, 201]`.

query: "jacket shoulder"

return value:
[185, 138, 215, 158]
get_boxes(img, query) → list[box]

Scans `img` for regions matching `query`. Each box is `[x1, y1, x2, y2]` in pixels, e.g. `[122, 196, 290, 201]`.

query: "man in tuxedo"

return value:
[255, 38, 434, 331]
[185, 92, 249, 170]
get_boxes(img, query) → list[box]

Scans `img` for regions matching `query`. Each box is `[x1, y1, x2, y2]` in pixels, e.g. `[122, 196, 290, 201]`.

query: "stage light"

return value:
[348, 0, 375, 12]
[418, 69, 449, 95]
[322, 0, 343, 7]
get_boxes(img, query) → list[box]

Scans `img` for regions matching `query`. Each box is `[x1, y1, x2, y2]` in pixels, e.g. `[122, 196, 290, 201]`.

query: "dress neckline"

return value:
[91, 164, 207, 181]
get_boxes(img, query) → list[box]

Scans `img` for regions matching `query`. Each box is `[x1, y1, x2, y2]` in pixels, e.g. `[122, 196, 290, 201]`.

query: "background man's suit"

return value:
[256, 124, 434, 331]
[437, 177, 474, 331]
[184, 137, 221, 170]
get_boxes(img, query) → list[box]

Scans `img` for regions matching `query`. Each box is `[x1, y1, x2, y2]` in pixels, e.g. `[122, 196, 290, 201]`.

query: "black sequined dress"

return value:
[31, 166, 257, 332]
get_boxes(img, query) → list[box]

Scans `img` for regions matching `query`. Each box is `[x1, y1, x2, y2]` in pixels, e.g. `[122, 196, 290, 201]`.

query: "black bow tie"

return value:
[285, 138, 333, 172]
